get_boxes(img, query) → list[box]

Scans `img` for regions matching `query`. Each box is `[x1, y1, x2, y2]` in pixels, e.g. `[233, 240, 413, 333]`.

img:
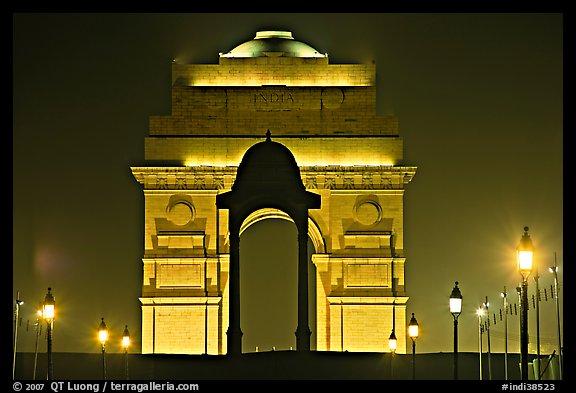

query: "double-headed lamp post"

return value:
[450, 281, 462, 380]
[33, 305, 43, 380]
[476, 307, 485, 380]
[517, 226, 534, 381]
[408, 313, 419, 380]
[98, 318, 108, 380]
[43, 288, 55, 380]
[122, 325, 130, 380]
[501, 287, 509, 380]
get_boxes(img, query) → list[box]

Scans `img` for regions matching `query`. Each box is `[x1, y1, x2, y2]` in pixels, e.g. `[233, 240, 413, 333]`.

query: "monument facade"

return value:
[131, 31, 417, 354]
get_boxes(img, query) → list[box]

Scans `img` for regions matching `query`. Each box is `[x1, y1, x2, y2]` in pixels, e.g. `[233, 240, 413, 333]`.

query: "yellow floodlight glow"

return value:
[185, 160, 395, 168]
[188, 77, 367, 87]
[184, 160, 231, 168]
[298, 161, 395, 167]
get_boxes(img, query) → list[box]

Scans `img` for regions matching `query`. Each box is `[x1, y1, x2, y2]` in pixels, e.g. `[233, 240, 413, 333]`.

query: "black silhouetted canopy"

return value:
[217, 130, 320, 227]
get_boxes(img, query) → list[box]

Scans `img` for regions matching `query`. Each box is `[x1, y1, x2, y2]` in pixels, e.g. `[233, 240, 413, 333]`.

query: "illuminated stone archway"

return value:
[217, 133, 321, 354]
[132, 30, 416, 355]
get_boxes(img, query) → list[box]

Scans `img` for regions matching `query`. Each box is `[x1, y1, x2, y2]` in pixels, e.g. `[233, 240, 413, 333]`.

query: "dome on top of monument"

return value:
[220, 31, 326, 58]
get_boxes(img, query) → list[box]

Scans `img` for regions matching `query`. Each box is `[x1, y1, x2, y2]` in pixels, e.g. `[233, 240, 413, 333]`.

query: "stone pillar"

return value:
[295, 210, 311, 351]
[226, 218, 243, 356]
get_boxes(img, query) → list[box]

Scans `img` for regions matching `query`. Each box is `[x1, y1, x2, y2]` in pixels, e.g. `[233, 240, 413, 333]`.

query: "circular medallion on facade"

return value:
[321, 87, 344, 109]
[166, 201, 195, 226]
[354, 201, 382, 226]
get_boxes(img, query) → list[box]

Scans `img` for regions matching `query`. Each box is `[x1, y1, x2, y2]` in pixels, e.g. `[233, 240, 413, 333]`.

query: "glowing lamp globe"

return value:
[517, 226, 534, 280]
[98, 318, 108, 345]
[408, 313, 419, 340]
[450, 282, 462, 317]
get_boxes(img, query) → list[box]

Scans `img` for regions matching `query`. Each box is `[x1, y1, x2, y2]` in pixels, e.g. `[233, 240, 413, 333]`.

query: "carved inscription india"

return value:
[253, 91, 295, 105]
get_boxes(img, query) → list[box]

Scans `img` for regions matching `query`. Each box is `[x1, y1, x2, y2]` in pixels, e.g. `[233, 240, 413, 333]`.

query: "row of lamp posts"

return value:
[15, 227, 561, 380]
[450, 227, 562, 381]
[387, 226, 546, 380]
[13, 287, 131, 380]
[388, 305, 420, 380]
[97, 318, 131, 380]
[14, 288, 56, 380]
[515, 226, 563, 380]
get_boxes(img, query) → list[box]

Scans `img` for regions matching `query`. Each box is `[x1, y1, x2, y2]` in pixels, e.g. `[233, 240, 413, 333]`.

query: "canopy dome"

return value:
[233, 131, 305, 192]
[220, 31, 326, 58]
[216, 130, 321, 217]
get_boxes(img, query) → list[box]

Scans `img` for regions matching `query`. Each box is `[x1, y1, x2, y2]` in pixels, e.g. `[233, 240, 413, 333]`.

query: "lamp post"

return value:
[476, 307, 484, 380]
[388, 329, 397, 354]
[483, 296, 492, 380]
[534, 262, 541, 380]
[43, 288, 55, 380]
[549, 252, 562, 379]
[98, 318, 108, 380]
[517, 226, 534, 381]
[450, 281, 462, 380]
[388, 329, 396, 380]
[501, 287, 509, 380]
[408, 313, 419, 380]
[388, 301, 397, 379]
[33, 304, 43, 380]
[13, 291, 24, 380]
[516, 285, 523, 375]
[122, 325, 130, 380]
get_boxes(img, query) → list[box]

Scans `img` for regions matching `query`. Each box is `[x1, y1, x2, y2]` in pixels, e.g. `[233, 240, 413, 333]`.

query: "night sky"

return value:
[13, 13, 563, 357]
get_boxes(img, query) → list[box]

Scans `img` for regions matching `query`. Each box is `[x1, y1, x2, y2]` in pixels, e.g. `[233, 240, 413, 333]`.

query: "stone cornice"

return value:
[131, 165, 417, 191]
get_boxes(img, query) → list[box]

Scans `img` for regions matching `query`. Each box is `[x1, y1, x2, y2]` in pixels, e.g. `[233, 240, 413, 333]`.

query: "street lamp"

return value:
[98, 318, 108, 380]
[517, 226, 534, 381]
[388, 301, 397, 380]
[13, 291, 24, 380]
[476, 307, 485, 380]
[483, 296, 492, 380]
[122, 325, 130, 380]
[408, 313, 419, 380]
[450, 281, 462, 380]
[532, 253, 542, 379]
[43, 288, 55, 380]
[549, 252, 563, 379]
[388, 330, 397, 353]
[501, 287, 509, 380]
[388, 329, 396, 380]
[33, 304, 43, 380]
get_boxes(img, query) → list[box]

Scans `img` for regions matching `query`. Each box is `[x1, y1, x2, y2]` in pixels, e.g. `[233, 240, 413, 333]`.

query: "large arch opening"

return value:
[239, 216, 317, 352]
[216, 134, 322, 354]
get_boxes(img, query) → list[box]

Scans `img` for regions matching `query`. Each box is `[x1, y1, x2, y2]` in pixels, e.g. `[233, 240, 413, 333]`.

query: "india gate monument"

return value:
[131, 30, 417, 355]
